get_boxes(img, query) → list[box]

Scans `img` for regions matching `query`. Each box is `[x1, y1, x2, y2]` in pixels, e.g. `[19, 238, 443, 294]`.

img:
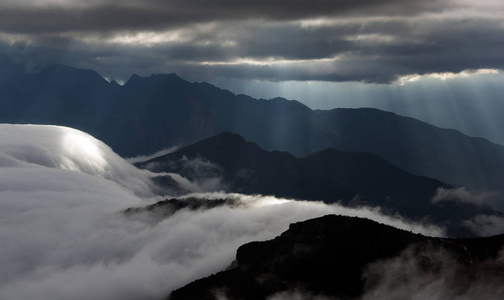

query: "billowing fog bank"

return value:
[0, 124, 489, 300]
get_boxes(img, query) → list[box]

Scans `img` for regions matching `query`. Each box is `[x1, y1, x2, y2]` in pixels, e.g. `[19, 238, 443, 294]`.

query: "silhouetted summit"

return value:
[171, 131, 266, 161]
[170, 215, 504, 300]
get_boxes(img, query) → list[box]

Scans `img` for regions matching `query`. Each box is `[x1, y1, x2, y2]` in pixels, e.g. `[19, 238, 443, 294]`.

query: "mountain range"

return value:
[138, 132, 502, 236]
[1, 56, 504, 196]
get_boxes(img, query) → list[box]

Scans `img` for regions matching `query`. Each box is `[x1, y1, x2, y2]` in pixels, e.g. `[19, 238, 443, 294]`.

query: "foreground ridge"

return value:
[170, 215, 504, 300]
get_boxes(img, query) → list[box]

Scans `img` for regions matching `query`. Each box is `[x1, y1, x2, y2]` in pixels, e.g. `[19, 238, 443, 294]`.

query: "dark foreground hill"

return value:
[2, 57, 504, 195]
[139, 132, 501, 236]
[170, 215, 504, 300]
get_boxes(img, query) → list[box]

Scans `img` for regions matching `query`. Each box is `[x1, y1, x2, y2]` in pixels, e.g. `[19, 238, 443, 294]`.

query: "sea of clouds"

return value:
[0, 124, 499, 300]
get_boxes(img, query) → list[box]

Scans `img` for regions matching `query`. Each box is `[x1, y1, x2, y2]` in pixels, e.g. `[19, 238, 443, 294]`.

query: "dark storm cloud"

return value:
[0, 0, 444, 34]
[0, 0, 502, 83]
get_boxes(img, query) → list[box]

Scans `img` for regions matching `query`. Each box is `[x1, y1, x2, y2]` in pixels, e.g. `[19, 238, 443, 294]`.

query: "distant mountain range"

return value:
[170, 215, 504, 300]
[137, 132, 502, 237]
[1, 56, 504, 196]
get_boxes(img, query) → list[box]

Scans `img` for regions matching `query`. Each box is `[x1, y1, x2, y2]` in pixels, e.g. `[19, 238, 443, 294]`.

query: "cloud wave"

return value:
[0, 124, 448, 300]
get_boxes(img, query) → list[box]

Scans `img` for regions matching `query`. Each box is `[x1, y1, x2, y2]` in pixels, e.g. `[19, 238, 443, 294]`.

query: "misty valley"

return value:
[1, 58, 504, 299]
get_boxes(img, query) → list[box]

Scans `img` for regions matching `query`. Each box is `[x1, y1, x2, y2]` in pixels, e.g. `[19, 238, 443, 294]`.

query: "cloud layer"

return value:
[0, 124, 448, 300]
[0, 0, 503, 83]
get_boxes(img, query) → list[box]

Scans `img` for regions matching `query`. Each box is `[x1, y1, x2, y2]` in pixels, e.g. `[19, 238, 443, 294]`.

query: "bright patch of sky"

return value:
[211, 70, 504, 145]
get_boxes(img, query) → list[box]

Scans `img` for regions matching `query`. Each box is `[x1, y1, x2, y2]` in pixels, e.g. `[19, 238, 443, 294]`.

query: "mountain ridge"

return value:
[1, 59, 504, 196]
[138, 132, 502, 236]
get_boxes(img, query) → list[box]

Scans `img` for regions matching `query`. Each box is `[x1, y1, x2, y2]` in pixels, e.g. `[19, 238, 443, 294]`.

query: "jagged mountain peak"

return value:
[152, 131, 268, 164]
[124, 72, 188, 86]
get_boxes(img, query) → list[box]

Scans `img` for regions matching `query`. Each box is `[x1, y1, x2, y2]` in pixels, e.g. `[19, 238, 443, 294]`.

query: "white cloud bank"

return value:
[0, 124, 472, 300]
[0, 124, 163, 198]
[395, 69, 499, 85]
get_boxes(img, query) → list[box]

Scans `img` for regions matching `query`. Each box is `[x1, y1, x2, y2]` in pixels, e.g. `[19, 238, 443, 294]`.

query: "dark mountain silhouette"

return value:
[169, 215, 504, 300]
[313, 108, 504, 195]
[138, 132, 501, 236]
[1, 57, 504, 195]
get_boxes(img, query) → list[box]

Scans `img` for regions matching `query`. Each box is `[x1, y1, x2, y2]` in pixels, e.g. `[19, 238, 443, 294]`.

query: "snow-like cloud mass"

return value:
[0, 124, 448, 300]
[0, 124, 160, 197]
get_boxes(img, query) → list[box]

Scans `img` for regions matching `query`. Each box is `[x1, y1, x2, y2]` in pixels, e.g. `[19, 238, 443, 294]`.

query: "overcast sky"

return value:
[0, 0, 503, 84]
